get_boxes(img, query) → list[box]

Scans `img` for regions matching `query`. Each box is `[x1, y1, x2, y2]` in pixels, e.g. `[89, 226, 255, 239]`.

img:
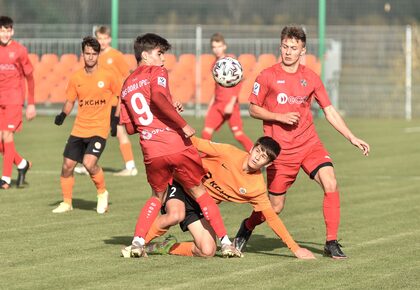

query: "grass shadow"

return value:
[104, 236, 132, 246]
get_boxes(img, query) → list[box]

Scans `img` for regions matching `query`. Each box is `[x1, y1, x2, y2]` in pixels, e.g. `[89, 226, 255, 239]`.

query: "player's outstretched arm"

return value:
[249, 103, 300, 126]
[262, 208, 316, 259]
[323, 105, 370, 156]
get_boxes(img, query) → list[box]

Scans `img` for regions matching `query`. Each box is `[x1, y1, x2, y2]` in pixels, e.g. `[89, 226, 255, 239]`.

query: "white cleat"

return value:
[113, 168, 138, 177]
[52, 202, 73, 213]
[74, 165, 89, 175]
[96, 190, 109, 214]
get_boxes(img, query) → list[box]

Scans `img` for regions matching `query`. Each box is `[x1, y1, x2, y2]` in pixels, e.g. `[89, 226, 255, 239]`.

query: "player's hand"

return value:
[173, 101, 184, 113]
[349, 136, 370, 156]
[182, 124, 196, 138]
[111, 116, 120, 137]
[54, 112, 67, 126]
[26, 104, 37, 121]
[293, 247, 316, 260]
[278, 112, 300, 125]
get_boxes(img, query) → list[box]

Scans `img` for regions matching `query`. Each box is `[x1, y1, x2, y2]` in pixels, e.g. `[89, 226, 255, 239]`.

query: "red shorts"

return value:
[267, 141, 333, 194]
[145, 147, 206, 193]
[0, 105, 23, 132]
[204, 102, 243, 132]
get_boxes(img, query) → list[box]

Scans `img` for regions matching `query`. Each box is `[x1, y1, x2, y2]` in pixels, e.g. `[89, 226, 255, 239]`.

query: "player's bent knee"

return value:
[167, 211, 185, 225]
[198, 244, 216, 258]
[322, 179, 338, 193]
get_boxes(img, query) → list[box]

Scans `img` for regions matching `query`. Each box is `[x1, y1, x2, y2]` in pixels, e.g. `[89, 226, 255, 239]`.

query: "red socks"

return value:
[2, 141, 16, 178]
[234, 133, 254, 152]
[245, 211, 266, 231]
[201, 131, 212, 140]
[323, 191, 340, 241]
[195, 192, 227, 239]
[134, 197, 162, 238]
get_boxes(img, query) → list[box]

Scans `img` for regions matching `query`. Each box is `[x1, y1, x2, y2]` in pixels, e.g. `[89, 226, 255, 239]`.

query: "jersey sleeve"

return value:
[312, 73, 331, 108]
[248, 190, 273, 212]
[65, 76, 78, 102]
[19, 46, 34, 76]
[248, 70, 270, 106]
[191, 136, 228, 157]
[150, 66, 170, 98]
[119, 101, 131, 124]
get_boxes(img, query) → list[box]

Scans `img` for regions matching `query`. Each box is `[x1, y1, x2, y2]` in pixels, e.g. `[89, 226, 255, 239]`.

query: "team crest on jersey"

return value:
[300, 79, 307, 87]
[9, 52, 15, 59]
[141, 129, 153, 140]
[253, 82, 260, 95]
[97, 81, 105, 88]
[94, 142, 102, 149]
[239, 187, 247, 195]
[107, 58, 113, 64]
[158, 77, 167, 88]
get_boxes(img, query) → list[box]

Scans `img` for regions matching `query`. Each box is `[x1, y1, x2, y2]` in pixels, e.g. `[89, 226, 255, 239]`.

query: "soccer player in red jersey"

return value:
[202, 33, 253, 151]
[0, 16, 36, 189]
[119, 33, 240, 258]
[234, 26, 370, 259]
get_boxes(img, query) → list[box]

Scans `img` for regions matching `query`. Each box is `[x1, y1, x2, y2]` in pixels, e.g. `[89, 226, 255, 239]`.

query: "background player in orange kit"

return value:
[234, 25, 370, 259]
[128, 136, 315, 259]
[52, 36, 120, 214]
[0, 16, 36, 189]
[119, 33, 240, 258]
[75, 26, 138, 176]
[202, 33, 253, 151]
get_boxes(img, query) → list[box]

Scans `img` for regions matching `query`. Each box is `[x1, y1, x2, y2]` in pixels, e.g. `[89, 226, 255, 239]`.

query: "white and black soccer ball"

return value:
[212, 57, 243, 88]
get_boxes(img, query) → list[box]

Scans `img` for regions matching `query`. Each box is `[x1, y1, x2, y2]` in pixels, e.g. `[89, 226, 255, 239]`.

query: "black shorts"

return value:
[161, 181, 204, 232]
[63, 135, 107, 163]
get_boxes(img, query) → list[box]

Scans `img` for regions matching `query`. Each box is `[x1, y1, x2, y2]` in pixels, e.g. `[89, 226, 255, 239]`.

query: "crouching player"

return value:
[123, 136, 315, 259]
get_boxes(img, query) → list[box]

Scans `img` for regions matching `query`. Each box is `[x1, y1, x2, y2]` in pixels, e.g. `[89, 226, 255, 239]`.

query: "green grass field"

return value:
[1, 116, 420, 289]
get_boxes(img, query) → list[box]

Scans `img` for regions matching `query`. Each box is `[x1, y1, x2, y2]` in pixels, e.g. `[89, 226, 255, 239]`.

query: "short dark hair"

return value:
[82, 36, 101, 53]
[281, 26, 306, 47]
[254, 136, 281, 162]
[0, 16, 13, 29]
[95, 25, 111, 37]
[134, 33, 171, 63]
[210, 32, 226, 45]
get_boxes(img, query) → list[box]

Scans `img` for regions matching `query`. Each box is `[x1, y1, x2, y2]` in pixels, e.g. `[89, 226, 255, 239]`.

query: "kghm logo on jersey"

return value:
[253, 82, 260, 95]
[97, 81, 105, 88]
[300, 79, 307, 87]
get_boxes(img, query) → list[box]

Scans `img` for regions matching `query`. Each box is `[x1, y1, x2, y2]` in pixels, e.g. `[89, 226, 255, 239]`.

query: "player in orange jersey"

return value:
[52, 36, 120, 214]
[0, 16, 36, 189]
[74, 26, 137, 176]
[202, 33, 253, 151]
[122, 136, 315, 259]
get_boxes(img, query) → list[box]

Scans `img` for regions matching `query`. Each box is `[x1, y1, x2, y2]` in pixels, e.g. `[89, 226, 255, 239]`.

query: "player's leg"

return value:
[228, 103, 253, 151]
[83, 136, 108, 214]
[201, 105, 223, 140]
[114, 125, 138, 176]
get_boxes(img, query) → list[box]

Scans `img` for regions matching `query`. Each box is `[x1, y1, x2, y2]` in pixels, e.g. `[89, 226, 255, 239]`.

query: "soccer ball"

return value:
[212, 57, 243, 88]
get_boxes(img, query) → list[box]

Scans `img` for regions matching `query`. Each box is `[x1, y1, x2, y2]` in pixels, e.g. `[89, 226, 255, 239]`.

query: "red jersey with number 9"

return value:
[120, 65, 192, 161]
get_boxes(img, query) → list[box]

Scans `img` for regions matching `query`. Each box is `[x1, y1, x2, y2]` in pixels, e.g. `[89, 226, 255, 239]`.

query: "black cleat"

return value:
[324, 240, 348, 259]
[233, 218, 253, 252]
[17, 161, 32, 188]
[0, 179, 11, 190]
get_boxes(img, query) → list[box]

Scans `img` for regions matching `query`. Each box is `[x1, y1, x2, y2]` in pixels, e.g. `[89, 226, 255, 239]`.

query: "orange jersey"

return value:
[191, 137, 271, 212]
[66, 66, 120, 139]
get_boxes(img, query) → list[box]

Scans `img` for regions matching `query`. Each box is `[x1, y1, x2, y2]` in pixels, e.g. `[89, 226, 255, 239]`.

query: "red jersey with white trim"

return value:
[213, 59, 241, 105]
[120, 65, 192, 161]
[249, 63, 331, 153]
[0, 41, 33, 105]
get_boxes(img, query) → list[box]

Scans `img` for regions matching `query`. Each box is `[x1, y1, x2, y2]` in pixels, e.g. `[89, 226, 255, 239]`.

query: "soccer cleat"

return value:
[233, 218, 253, 252]
[52, 202, 73, 213]
[113, 168, 138, 177]
[0, 179, 10, 190]
[121, 245, 133, 258]
[96, 190, 109, 214]
[324, 240, 348, 259]
[130, 242, 148, 258]
[74, 165, 89, 175]
[145, 235, 177, 255]
[16, 160, 32, 188]
[221, 243, 243, 258]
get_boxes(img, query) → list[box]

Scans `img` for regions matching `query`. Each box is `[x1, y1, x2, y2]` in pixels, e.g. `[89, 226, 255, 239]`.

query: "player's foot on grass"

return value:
[96, 190, 109, 214]
[74, 165, 89, 175]
[233, 218, 253, 252]
[145, 235, 177, 255]
[130, 242, 148, 258]
[324, 240, 348, 259]
[17, 160, 32, 188]
[221, 243, 243, 258]
[113, 168, 138, 176]
[52, 202, 73, 213]
[0, 179, 10, 190]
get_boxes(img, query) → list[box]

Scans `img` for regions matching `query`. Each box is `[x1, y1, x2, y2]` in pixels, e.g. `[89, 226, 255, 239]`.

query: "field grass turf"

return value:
[1, 116, 419, 289]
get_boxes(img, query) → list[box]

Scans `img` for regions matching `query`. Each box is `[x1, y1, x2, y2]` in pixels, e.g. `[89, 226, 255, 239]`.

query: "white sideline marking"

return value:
[404, 127, 420, 133]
